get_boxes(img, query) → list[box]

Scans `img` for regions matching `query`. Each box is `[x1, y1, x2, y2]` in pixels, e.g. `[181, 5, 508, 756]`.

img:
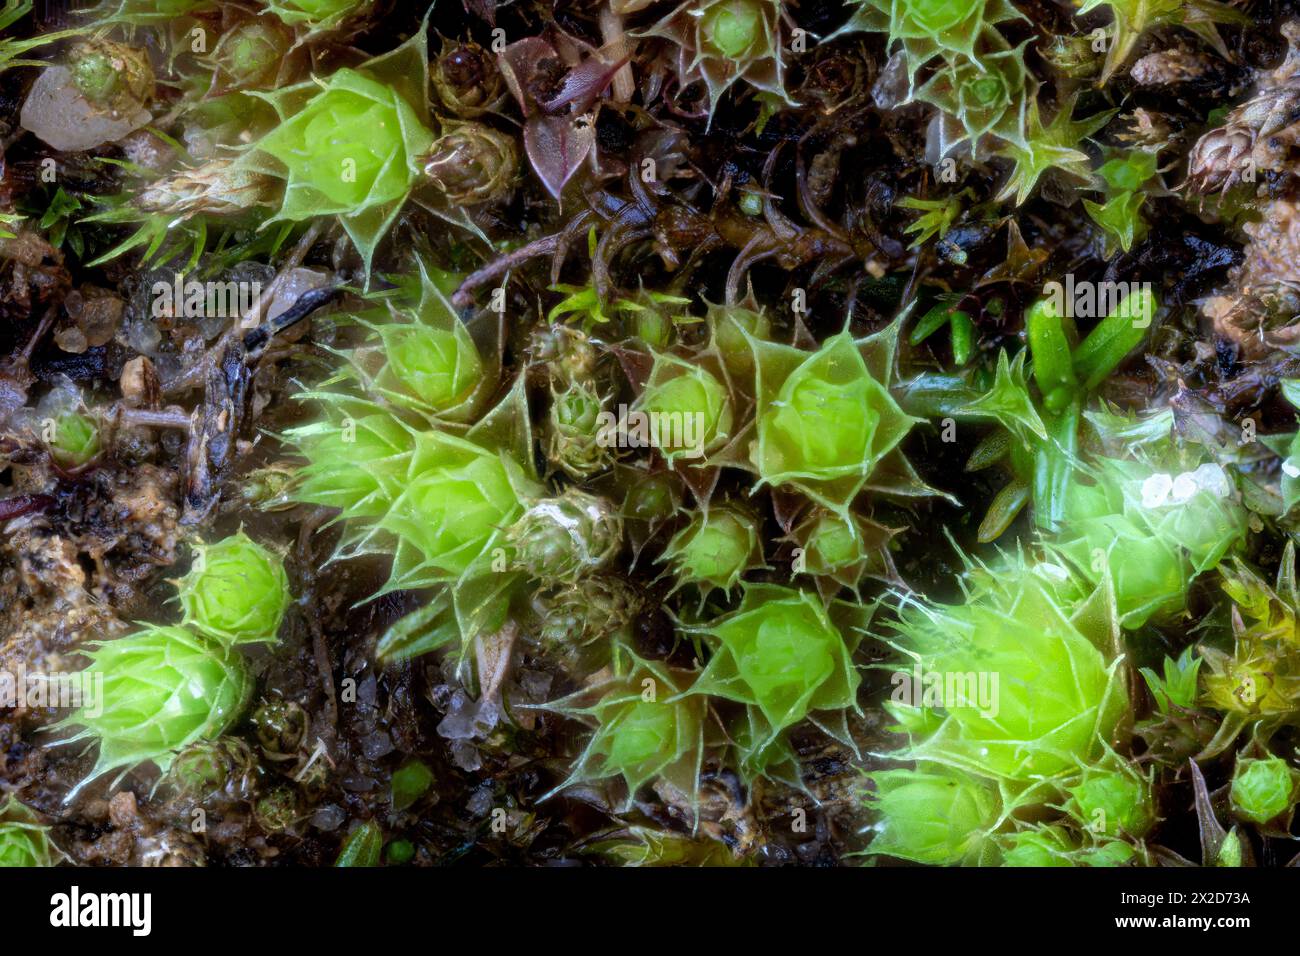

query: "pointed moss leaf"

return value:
[995, 96, 1114, 206]
[287, 412, 415, 519]
[342, 260, 491, 424]
[467, 374, 541, 482]
[375, 591, 460, 665]
[955, 349, 1047, 446]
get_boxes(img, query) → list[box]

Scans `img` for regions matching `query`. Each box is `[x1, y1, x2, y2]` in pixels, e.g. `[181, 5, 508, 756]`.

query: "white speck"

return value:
[1283, 460, 1300, 479]
[1171, 472, 1198, 502]
[1141, 473, 1173, 508]
[1191, 462, 1233, 498]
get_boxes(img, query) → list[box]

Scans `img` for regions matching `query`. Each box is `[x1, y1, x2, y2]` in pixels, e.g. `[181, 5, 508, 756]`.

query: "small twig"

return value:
[453, 233, 562, 307]
[599, 7, 634, 103]
[17, 304, 57, 366]
[163, 222, 323, 397]
[114, 407, 191, 430]
[0, 493, 54, 522]
[241, 284, 341, 356]
[297, 507, 339, 751]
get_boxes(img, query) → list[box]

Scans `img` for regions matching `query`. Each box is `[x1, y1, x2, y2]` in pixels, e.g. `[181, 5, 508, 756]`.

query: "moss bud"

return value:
[52, 625, 251, 787]
[865, 768, 998, 865]
[178, 531, 291, 647]
[1230, 756, 1300, 826]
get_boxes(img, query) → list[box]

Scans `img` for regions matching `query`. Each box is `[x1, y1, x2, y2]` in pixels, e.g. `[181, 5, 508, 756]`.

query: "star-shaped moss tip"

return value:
[994, 94, 1115, 206]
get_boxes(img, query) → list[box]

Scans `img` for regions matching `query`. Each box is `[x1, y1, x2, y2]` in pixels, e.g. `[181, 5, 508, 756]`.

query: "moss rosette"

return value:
[179, 532, 291, 646]
[1230, 756, 1299, 826]
[887, 563, 1124, 781]
[0, 796, 61, 868]
[376, 323, 481, 413]
[864, 767, 999, 865]
[543, 657, 707, 815]
[751, 331, 918, 511]
[378, 430, 530, 588]
[689, 584, 866, 759]
[343, 262, 489, 423]
[633, 352, 735, 465]
[49, 412, 100, 468]
[245, 36, 435, 276]
[839, 0, 1025, 81]
[1054, 458, 1247, 628]
[637, 0, 792, 118]
[254, 69, 430, 215]
[1066, 764, 1155, 837]
[659, 504, 762, 596]
[52, 625, 251, 786]
[914, 42, 1032, 152]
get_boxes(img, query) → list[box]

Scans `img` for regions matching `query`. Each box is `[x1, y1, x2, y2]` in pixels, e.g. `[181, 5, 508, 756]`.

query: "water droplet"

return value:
[1140, 473, 1173, 508]
[1191, 462, 1233, 497]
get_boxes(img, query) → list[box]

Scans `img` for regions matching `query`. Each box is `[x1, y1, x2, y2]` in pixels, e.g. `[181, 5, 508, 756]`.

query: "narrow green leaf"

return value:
[908, 302, 953, 346]
[1072, 286, 1156, 391]
[978, 478, 1030, 542]
[335, 820, 383, 867]
[375, 592, 459, 665]
[1033, 400, 1080, 530]
[1025, 296, 1077, 400]
[949, 311, 974, 365]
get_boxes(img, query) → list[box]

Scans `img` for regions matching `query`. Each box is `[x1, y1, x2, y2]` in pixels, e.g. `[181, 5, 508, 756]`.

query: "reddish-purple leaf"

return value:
[462, 0, 496, 23]
[524, 113, 595, 201]
[497, 37, 555, 115]
[537, 54, 630, 115]
[548, 28, 601, 68]
[1189, 759, 1227, 864]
